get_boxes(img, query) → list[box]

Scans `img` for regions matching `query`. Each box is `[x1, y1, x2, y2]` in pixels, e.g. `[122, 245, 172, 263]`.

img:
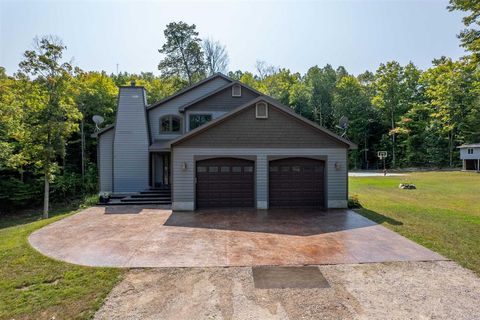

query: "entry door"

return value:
[269, 158, 325, 208]
[196, 158, 255, 209]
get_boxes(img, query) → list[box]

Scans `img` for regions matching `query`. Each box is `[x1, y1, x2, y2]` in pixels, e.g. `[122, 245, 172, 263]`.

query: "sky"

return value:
[0, 0, 468, 76]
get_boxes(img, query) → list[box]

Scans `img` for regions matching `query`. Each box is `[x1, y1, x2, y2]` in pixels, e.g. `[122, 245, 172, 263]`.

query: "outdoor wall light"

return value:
[181, 162, 188, 171]
[335, 162, 341, 171]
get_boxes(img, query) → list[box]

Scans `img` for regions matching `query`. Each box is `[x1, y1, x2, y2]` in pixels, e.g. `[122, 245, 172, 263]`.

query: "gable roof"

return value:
[170, 96, 357, 149]
[458, 143, 480, 148]
[179, 80, 264, 112]
[91, 124, 114, 137]
[147, 73, 233, 111]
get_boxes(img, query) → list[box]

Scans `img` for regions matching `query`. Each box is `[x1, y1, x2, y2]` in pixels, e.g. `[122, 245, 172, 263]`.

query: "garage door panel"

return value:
[196, 158, 254, 209]
[269, 158, 325, 208]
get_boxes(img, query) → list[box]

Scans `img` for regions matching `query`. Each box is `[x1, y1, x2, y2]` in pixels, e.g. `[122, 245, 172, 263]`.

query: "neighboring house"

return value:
[458, 144, 480, 171]
[94, 73, 357, 210]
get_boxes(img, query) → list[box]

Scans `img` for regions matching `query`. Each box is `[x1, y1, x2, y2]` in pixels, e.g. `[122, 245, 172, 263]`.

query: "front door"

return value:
[153, 153, 171, 187]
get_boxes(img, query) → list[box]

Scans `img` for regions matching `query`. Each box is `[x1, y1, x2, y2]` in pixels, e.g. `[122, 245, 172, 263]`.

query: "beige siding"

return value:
[172, 148, 348, 210]
[148, 77, 229, 141]
[98, 129, 114, 192]
[175, 104, 347, 148]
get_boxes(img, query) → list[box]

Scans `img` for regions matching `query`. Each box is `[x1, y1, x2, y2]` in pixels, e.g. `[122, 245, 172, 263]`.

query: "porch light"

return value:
[181, 162, 188, 171]
[335, 162, 341, 171]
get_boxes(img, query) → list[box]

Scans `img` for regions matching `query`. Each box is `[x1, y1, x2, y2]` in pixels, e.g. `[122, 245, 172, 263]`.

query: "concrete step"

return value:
[103, 201, 172, 206]
[121, 197, 171, 202]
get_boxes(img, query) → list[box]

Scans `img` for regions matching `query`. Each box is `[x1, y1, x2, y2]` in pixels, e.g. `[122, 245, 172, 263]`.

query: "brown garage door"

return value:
[269, 158, 325, 208]
[196, 158, 255, 209]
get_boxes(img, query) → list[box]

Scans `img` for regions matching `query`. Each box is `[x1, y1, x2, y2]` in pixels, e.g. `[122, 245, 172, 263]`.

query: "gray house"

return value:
[458, 144, 480, 171]
[95, 73, 356, 210]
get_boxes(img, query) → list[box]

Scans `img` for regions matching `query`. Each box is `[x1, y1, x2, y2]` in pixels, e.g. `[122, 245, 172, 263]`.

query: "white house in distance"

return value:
[458, 144, 480, 171]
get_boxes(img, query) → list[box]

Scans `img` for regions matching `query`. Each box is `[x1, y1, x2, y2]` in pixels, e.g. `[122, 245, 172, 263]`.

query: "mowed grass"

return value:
[0, 203, 124, 320]
[350, 171, 480, 274]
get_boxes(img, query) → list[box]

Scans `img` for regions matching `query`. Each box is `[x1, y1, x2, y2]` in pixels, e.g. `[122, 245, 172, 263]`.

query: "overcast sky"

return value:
[0, 0, 467, 76]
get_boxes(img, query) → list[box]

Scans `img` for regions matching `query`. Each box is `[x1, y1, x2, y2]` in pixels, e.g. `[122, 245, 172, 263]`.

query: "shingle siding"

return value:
[113, 87, 150, 192]
[98, 129, 114, 192]
[175, 103, 347, 148]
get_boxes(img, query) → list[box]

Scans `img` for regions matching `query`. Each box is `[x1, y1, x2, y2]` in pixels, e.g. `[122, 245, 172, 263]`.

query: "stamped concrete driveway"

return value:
[29, 206, 444, 267]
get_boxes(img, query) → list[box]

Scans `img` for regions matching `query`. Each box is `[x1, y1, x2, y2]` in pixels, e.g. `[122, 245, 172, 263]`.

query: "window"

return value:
[160, 115, 181, 133]
[208, 166, 218, 173]
[197, 166, 207, 172]
[244, 166, 253, 172]
[256, 102, 268, 119]
[468, 148, 474, 154]
[189, 114, 212, 130]
[220, 166, 230, 173]
[232, 84, 242, 97]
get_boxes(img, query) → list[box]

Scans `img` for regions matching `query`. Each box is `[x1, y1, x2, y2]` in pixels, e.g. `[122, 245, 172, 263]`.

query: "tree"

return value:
[18, 36, 81, 218]
[158, 22, 205, 85]
[203, 38, 229, 75]
[448, 0, 480, 61]
[306, 65, 337, 128]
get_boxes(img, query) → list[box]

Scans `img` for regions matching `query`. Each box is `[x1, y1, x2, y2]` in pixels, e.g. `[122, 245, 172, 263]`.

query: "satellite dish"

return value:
[335, 116, 349, 138]
[92, 115, 105, 132]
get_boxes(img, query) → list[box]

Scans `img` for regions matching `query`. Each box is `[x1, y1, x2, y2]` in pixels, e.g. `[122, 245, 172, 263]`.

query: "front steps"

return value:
[103, 187, 172, 206]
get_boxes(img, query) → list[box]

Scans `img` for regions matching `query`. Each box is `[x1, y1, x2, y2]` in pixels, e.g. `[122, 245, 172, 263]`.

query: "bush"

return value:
[348, 194, 362, 208]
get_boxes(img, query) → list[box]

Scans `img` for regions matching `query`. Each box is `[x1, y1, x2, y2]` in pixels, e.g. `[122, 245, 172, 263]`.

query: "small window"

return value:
[208, 166, 218, 173]
[281, 166, 290, 172]
[232, 166, 242, 173]
[256, 102, 268, 119]
[220, 166, 230, 173]
[189, 114, 212, 130]
[269, 166, 278, 172]
[232, 84, 242, 97]
[468, 148, 474, 154]
[197, 166, 207, 172]
[244, 166, 253, 172]
[292, 166, 301, 172]
[160, 115, 181, 133]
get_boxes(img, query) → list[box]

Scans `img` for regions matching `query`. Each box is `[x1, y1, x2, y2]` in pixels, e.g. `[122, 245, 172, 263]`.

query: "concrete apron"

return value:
[28, 206, 446, 268]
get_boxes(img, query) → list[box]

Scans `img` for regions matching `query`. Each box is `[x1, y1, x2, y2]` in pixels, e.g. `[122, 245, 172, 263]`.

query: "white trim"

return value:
[255, 102, 268, 119]
[172, 201, 195, 211]
[232, 84, 242, 97]
[328, 200, 348, 208]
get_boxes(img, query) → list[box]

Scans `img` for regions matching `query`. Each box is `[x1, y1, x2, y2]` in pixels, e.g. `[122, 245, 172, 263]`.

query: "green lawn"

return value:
[350, 171, 480, 275]
[0, 200, 124, 320]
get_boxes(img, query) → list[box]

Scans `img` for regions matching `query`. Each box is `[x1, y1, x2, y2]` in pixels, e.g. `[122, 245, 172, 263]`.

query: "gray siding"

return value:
[148, 77, 229, 141]
[113, 87, 150, 192]
[171, 148, 348, 211]
[460, 147, 480, 160]
[98, 129, 114, 192]
[187, 86, 259, 112]
[175, 103, 347, 148]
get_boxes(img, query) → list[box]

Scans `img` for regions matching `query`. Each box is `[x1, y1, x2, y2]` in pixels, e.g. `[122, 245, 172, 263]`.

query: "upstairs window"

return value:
[189, 114, 212, 130]
[468, 148, 474, 154]
[256, 102, 268, 119]
[232, 84, 242, 97]
[160, 115, 181, 133]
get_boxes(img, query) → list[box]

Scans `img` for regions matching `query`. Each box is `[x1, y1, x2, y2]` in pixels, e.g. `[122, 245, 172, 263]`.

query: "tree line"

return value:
[0, 0, 479, 215]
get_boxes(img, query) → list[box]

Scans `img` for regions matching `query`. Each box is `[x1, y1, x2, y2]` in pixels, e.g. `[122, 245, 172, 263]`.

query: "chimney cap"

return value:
[130, 80, 136, 87]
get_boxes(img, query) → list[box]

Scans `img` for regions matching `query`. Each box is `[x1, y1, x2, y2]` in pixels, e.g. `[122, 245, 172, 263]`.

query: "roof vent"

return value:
[232, 84, 242, 97]
[130, 80, 136, 87]
[256, 102, 268, 119]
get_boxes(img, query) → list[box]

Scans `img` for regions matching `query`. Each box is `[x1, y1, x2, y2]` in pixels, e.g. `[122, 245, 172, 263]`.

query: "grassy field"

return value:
[0, 199, 124, 320]
[350, 171, 480, 275]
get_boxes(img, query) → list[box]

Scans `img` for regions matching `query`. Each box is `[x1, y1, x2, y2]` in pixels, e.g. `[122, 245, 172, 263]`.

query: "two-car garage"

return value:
[195, 157, 325, 209]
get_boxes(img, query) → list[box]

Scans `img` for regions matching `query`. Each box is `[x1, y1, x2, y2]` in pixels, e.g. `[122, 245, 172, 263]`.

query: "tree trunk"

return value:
[391, 107, 396, 168]
[43, 171, 49, 219]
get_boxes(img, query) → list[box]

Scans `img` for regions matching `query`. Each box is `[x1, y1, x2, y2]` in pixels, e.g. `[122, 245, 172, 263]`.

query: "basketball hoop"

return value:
[377, 151, 388, 175]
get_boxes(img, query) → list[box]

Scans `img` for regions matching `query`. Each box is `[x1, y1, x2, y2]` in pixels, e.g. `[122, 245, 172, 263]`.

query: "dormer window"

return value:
[255, 102, 268, 119]
[232, 84, 242, 97]
[160, 115, 181, 133]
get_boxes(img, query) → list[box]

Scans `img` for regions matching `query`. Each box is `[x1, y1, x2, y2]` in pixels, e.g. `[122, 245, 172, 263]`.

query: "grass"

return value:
[350, 171, 480, 275]
[0, 196, 124, 320]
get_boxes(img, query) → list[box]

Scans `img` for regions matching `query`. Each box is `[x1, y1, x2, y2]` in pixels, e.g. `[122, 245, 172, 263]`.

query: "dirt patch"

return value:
[94, 261, 480, 320]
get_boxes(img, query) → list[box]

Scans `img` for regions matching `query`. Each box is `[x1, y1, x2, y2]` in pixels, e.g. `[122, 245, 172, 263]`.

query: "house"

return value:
[458, 144, 480, 171]
[94, 73, 357, 210]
